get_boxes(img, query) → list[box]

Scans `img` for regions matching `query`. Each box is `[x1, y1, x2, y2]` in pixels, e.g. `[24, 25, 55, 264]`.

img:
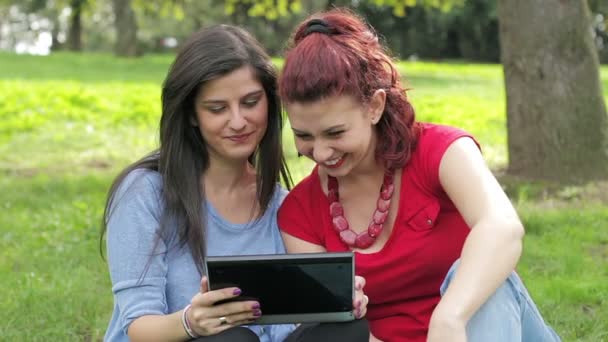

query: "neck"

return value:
[339, 156, 385, 188]
[203, 157, 260, 223]
[204, 157, 256, 194]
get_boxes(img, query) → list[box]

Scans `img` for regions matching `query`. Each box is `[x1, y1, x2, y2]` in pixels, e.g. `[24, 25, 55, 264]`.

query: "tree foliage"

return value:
[368, 0, 464, 17]
[220, 0, 463, 19]
[224, 0, 301, 20]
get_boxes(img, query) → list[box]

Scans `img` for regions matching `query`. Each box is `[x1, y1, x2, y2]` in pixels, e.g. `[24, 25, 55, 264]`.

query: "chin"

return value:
[226, 148, 257, 161]
[323, 166, 351, 178]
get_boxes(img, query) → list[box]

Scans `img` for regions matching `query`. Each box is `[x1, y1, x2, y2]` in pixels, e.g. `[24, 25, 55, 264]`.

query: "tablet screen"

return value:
[206, 253, 353, 315]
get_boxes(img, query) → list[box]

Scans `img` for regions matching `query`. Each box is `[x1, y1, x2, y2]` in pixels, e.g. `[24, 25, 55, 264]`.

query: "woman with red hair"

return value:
[277, 8, 560, 342]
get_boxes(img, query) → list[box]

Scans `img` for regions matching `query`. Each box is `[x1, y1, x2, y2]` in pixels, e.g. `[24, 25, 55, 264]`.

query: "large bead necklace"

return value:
[327, 171, 395, 249]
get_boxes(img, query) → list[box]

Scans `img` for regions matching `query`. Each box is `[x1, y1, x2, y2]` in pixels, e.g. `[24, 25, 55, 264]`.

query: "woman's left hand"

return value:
[353, 275, 369, 319]
[427, 310, 467, 342]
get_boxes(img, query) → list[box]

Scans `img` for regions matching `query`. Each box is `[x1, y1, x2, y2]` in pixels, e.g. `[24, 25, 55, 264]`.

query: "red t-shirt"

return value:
[278, 123, 479, 341]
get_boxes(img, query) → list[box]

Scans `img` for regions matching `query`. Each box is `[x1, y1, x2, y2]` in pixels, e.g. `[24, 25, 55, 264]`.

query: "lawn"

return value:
[0, 52, 607, 341]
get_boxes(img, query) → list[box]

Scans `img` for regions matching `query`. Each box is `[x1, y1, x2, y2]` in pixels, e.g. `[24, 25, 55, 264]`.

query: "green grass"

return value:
[0, 173, 111, 341]
[518, 206, 608, 341]
[1, 52, 607, 341]
[400, 62, 509, 166]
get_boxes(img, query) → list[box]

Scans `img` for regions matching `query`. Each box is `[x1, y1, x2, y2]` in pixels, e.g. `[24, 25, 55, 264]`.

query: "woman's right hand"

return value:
[187, 276, 262, 336]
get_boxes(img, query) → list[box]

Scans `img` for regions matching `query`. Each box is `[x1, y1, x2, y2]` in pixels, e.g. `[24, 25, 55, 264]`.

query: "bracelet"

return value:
[181, 304, 200, 339]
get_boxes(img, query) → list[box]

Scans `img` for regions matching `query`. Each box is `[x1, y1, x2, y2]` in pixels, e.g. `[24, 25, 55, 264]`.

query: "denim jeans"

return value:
[440, 260, 561, 342]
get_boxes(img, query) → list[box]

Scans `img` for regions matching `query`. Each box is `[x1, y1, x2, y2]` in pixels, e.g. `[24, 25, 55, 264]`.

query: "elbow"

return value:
[511, 219, 525, 241]
[495, 211, 525, 241]
[481, 215, 525, 248]
[512, 221, 525, 256]
[502, 218, 525, 258]
[498, 215, 524, 244]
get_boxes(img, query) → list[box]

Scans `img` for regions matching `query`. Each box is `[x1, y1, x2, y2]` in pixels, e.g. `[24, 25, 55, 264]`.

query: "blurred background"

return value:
[1, 0, 607, 62]
[0, 0, 607, 341]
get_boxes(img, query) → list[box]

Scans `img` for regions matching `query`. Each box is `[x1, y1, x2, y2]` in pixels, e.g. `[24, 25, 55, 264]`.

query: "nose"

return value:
[312, 140, 333, 163]
[228, 107, 247, 131]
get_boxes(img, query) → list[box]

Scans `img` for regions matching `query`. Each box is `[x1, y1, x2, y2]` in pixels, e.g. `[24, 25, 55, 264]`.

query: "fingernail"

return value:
[253, 310, 262, 317]
[355, 309, 361, 318]
[233, 288, 242, 295]
[251, 302, 260, 310]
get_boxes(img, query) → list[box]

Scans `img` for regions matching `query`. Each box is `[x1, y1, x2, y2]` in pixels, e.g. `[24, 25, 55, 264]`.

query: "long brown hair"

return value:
[101, 25, 292, 275]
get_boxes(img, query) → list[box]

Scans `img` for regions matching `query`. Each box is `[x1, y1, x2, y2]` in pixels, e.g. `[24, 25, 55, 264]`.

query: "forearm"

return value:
[128, 311, 190, 342]
[435, 218, 524, 322]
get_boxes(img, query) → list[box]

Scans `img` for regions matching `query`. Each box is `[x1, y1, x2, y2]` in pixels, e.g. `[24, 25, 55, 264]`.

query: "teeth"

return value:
[325, 157, 341, 166]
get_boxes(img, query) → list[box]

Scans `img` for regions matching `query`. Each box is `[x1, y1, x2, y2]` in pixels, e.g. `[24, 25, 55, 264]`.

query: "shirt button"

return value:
[427, 219, 433, 225]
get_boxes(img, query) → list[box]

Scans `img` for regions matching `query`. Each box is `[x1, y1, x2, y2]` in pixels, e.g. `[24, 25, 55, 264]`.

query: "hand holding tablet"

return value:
[205, 252, 359, 324]
[185, 275, 262, 337]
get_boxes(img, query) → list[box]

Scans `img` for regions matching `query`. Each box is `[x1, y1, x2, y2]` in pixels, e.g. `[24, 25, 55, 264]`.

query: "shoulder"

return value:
[284, 168, 320, 203]
[414, 123, 479, 157]
[105, 169, 166, 250]
[273, 184, 289, 205]
[417, 123, 476, 146]
[119, 168, 161, 193]
[263, 183, 291, 217]
[263, 183, 290, 218]
[279, 168, 321, 218]
[110, 168, 163, 214]
[409, 123, 480, 192]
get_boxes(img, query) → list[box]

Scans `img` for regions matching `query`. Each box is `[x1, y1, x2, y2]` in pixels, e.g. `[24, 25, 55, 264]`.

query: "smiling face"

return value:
[286, 92, 386, 177]
[193, 66, 268, 164]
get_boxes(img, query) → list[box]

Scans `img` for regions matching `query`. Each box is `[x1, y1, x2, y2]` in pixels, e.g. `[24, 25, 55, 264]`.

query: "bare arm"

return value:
[281, 231, 327, 253]
[431, 138, 524, 327]
[128, 313, 189, 342]
[128, 278, 259, 342]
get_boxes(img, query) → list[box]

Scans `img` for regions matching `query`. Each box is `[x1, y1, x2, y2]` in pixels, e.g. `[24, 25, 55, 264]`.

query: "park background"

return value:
[1, 0, 607, 341]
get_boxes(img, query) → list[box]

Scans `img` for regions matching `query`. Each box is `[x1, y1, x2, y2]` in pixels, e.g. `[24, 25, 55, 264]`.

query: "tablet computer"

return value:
[205, 252, 355, 325]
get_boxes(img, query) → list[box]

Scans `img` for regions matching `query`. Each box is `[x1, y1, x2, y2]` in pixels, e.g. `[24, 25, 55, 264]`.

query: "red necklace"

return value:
[327, 171, 395, 249]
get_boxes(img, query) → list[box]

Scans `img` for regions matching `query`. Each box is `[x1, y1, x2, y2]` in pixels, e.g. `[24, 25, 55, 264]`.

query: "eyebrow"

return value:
[201, 89, 264, 104]
[292, 125, 346, 135]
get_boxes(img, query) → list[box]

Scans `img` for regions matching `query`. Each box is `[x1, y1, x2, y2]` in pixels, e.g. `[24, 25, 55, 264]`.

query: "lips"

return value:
[226, 132, 253, 143]
[322, 156, 345, 169]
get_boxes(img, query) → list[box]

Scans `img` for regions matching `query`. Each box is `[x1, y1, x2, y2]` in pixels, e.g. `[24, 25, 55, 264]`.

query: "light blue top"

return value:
[104, 169, 295, 342]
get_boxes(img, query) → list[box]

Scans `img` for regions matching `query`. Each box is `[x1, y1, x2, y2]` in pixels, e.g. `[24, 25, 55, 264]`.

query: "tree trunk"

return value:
[67, 0, 85, 51]
[498, 0, 608, 183]
[51, 19, 61, 51]
[113, 0, 139, 57]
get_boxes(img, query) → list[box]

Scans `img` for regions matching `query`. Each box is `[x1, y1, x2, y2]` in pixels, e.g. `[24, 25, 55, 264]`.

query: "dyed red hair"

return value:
[279, 8, 419, 170]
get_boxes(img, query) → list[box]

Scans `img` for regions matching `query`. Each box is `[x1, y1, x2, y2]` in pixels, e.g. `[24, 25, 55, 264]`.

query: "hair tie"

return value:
[303, 19, 337, 36]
